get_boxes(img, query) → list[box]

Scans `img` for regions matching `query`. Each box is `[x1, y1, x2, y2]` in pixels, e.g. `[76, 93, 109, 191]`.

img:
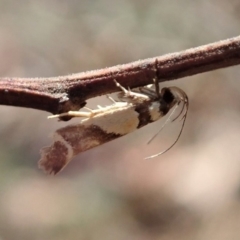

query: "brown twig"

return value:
[1, 36, 240, 118]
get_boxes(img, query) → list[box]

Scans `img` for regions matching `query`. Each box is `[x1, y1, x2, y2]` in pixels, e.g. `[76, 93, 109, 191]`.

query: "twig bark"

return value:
[1, 35, 240, 118]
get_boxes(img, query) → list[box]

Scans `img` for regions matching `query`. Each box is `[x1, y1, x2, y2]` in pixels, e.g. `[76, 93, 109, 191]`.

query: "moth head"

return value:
[161, 86, 189, 121]
[161, 87, 184, 108]
[145, 86, 189, 159]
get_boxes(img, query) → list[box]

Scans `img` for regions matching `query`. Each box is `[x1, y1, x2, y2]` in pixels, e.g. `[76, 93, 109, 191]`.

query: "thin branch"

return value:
[1, 35, 240, 118]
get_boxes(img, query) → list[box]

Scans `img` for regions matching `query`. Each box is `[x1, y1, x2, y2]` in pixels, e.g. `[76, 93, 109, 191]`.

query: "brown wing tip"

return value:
[38, 133, 74, 175]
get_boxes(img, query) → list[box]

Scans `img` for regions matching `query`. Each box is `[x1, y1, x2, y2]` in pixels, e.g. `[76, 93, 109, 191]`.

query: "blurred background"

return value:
[0, 0, 240, 239]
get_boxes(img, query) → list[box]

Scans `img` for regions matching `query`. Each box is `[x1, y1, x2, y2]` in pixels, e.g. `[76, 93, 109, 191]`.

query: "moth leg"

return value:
[138, 86, 156, 98]
[114, 80, 131, 95]
[114, 80, 150, 102]
[84, 106, 93, 111]
[106, 95, 116, 103]
[48, 110, 93, 119]
[135, 78, 160, 98]
[153, 78, 160, 98]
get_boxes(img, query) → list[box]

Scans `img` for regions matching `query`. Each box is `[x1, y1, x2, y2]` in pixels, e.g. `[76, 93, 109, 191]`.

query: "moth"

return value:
[39, 80, 188, 175]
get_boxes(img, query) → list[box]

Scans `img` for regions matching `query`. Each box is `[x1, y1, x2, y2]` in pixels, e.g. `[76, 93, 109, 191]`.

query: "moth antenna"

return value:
[145, 91, 189, 159]
[147, 103, 179, 145]
[171, 101, 184, 122]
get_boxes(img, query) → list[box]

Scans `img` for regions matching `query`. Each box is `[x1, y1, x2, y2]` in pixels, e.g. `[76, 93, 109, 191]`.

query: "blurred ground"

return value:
[1, 0, 240, 239]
